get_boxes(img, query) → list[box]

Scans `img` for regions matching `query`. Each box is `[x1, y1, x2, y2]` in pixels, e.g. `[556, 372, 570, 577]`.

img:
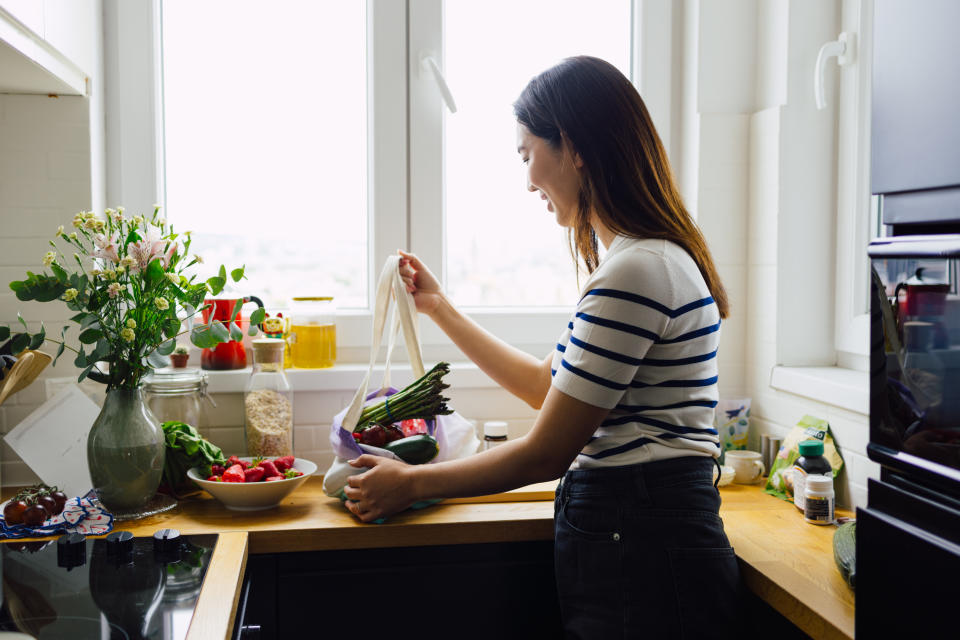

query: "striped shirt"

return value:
[550, 235, 721, 469]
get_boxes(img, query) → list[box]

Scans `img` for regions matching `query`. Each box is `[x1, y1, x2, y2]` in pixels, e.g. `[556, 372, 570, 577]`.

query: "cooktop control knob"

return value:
[56, 532, 87, 569]
[153, 528, 182, 561]
[106, 530, 134, 556]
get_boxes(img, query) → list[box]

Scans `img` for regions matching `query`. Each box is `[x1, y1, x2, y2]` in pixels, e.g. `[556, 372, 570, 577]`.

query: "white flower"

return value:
[104, 269, 117, 280]
[107, 282, 122, 298]
[105, 208, 115, 216]
[68, 232, 78, 241]
[112, 210, 123, 223]
[93, 220, 105, 232]
[56, 225, 64, 236]
[63, 288, 78, 301]
[120, 327, 136, 342]
[92, 233, 120, 264]
[83, 211, 96, 220]
[133, 215, 144, 225]
[166, 273, 180, 286]
[115, 265, 125, 274]
[158, 218, 167, 226]
[120, 256, 136, 268]
[72, 217, 83, 229]
[89, 269, 102, 277]
[117, 206, 125, 214]
[153, 203, 162, 210]
[154, 297, 169, 311]
[42, 251, 56, 267]
[194, 254, 204, 264]
[125, 318, 137, 329]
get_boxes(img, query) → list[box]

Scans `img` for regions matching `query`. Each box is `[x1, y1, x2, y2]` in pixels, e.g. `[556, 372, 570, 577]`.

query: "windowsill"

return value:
[204, 361, 495, 394]
[769, 366, 868, 415]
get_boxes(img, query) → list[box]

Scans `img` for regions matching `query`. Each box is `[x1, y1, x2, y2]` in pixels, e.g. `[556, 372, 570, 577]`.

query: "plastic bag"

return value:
[764, 415, 844, 503]
[321, 255, 479, 510]
[716, 398, 751, 463]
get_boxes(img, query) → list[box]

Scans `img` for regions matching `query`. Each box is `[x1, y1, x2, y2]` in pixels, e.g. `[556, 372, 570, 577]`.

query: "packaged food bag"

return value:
[764, 415, 844, 503]
[322, 256, 479, 511]
[716, 398, 751, 463]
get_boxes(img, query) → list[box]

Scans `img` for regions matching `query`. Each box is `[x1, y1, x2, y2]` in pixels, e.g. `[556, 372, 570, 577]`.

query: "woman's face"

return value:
[516, 124, 582, 228]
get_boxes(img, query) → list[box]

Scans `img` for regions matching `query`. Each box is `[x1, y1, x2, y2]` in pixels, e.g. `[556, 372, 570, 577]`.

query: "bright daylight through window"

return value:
[443, 0, 631, 307]
[161, 1, 368, 309]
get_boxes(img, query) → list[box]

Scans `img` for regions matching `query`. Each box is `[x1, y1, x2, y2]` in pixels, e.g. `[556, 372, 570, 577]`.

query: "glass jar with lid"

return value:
[288, 296, 336, 368]
[244, 338, 294, 457]
[143, 368, 215, 428]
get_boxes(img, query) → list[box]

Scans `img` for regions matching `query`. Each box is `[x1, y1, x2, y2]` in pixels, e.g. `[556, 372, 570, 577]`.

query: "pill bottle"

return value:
[482, 421, 508, 451]
[792, 440, 832, 511]
[803, 475, 835, 525]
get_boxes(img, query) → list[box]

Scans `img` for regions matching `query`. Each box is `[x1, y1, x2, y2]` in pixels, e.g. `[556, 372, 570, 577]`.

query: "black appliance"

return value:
[871, 0, 960, 233]
[0, 530, 217, 640]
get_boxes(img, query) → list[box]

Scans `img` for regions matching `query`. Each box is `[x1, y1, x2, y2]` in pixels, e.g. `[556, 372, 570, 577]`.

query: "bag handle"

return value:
[341, 255, 425, 431]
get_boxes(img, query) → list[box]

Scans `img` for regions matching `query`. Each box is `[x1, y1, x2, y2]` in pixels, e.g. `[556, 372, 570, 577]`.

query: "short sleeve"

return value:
[551, 251, 672, 409]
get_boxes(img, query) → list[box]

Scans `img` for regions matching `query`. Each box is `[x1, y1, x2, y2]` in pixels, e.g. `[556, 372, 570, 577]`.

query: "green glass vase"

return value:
[87, 388, 165, 512]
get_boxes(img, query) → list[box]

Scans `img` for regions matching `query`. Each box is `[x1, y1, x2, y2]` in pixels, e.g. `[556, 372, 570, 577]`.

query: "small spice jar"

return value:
[144, 368, 215, 428]
[803, 475, 835, 525]
[482, 421, 508, 450]
[244, 339, 294, 457]
[288, 296, 336, 369]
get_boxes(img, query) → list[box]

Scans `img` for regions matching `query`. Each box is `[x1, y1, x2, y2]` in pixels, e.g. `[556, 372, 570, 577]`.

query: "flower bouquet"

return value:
[0, 205, 261, 513]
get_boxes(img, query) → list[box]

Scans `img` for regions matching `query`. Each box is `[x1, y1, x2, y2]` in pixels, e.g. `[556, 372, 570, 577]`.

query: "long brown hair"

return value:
[513, 56, 729, 318]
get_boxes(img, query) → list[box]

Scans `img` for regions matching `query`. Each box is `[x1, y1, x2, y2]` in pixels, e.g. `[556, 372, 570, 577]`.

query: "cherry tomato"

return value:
[50, 490, 67, 514]
[3, 500, 27, 525]
[37, 495, 58, 517]
[22, 504, 49, 527]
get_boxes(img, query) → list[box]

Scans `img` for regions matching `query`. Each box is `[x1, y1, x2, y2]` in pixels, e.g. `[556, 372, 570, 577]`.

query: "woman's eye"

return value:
[522, 157, 529, 164]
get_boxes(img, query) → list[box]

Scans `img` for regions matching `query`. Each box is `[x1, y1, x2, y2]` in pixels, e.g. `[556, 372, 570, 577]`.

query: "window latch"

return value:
[420, 54, 458, 114]
[814, 32, 857, 110]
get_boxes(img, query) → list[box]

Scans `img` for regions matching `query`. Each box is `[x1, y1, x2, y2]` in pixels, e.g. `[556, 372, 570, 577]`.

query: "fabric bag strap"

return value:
[341, 255, 425, 431]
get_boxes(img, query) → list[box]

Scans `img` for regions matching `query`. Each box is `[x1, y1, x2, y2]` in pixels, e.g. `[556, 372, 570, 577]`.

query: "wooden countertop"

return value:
[2, 479, 853, 640]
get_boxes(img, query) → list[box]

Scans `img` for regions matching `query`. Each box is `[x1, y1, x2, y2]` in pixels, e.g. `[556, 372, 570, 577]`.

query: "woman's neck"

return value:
[592, 217, 616, 250]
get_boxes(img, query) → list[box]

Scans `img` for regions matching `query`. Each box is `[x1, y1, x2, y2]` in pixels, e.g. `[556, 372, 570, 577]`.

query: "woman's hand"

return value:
[398, 249, 444, 316]
[343, 455, 418, 522]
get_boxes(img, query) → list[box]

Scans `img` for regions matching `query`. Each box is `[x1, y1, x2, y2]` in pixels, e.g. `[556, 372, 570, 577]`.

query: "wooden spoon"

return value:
[0, 350, 52, 406]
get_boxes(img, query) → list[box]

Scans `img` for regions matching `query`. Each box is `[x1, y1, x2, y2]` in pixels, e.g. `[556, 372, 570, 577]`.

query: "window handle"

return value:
[814, 32, 856, 110]
[420, 54, 458, 114]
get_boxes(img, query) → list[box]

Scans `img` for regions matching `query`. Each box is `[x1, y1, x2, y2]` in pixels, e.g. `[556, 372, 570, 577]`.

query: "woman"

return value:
[344, 56, 741, 638]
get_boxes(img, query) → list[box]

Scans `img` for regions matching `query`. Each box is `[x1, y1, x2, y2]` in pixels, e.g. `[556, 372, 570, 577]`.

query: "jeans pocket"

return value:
[668, 547, 741, 640]
[559, 495, 620, 541]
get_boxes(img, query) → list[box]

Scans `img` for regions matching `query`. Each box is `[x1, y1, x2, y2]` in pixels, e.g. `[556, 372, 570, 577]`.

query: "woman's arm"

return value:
[399, 250, 552, 409]
[343, 385, 609, 522]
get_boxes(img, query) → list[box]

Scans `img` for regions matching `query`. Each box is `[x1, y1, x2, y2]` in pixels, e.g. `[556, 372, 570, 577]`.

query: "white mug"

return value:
[725, 450, 765, 484]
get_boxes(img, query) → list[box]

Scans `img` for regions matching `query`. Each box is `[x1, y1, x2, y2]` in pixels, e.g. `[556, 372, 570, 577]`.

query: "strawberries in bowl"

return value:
[187, 456, 317, 511]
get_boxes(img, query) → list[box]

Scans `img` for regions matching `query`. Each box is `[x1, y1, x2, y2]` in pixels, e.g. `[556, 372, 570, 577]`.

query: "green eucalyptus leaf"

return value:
[17, 313, 28, 331]
[190, 325, 218, 349]
[157, 339, 176, 356]
[69, 312, 88, 323]
[74, 349, 87, 368]
[210, 320, 230, 342]
[147, 350, 170, 369]
[249, 308, 265, 326]
[229, 321, 243, 342]
[27, 324, 46, 350]
[78, 328, 102, 344]
[87, 369, 111, 384]
[230, 299, 242, 322]
[78, 363, 95, 383]
[230, 265, 245, 282]
[164, 318, 181, 339]
[54, 340, 66, 365]
[0, 326, 9, 341]
[218, 265, 227, 281]
[50, 263, 69, 284]
[10, 333, 29, 355]
[80, 315, 100, 331]
[206, 276, 226, 296]
[91, 338, 111, 361]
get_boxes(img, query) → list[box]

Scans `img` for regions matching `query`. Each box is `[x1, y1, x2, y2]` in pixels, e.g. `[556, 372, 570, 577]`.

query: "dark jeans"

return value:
[554, 456, 742, 639]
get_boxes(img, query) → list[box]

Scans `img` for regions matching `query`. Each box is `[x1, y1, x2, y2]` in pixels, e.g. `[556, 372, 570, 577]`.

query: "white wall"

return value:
[0, 0, 105, 488]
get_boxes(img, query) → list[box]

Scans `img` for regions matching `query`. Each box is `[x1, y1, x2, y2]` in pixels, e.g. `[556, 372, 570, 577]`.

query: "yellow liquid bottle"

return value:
[289, 323, 336, 368]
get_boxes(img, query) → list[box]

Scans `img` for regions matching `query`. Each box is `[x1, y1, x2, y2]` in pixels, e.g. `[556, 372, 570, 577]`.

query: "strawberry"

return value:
[222, 464, 246, 483]
[274, 455, 295, 472]
[244, 467, 265, 483]
[265, 475, 283, 482]
[210, 464, 225, 476]
[227, 456, 249, 470]
[258, 460, 281, 478]
[283, 469, 303, 479]
[206, 475, 222, 482]
[401, 419, 428, 437]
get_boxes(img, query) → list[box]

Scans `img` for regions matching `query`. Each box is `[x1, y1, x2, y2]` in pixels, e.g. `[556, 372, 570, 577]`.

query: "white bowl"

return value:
[714, 464, 736, 487]
[187, 457, 317, 510]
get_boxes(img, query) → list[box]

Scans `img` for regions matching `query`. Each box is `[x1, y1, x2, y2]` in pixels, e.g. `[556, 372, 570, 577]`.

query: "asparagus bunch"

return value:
[355, 362, 453, 432]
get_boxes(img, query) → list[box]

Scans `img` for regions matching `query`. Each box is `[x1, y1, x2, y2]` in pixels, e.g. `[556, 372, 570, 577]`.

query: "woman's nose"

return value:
[527, 179, 536, 192]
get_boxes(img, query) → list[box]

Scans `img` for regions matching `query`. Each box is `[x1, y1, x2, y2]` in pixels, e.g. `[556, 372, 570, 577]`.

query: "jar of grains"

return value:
[244, 338, 294, 457]
[144, 367, 215, 428]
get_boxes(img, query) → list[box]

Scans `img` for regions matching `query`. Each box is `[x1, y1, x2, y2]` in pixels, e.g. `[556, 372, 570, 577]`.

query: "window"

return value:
[161, 0, 369, 309]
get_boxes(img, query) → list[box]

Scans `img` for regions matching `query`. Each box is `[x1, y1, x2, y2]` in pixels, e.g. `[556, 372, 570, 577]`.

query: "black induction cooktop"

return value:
[0, 530, 217, 640]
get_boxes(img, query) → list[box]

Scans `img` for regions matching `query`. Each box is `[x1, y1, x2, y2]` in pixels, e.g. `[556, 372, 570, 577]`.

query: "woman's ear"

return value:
[561, 134, 584, 169]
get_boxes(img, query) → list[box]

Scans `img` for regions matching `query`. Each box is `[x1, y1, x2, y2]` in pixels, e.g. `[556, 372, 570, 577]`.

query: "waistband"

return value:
[561, 456, 718, 492]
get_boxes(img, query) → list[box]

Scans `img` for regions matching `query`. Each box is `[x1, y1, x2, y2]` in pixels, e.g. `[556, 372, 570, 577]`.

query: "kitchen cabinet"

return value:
[0, 4, 89, 95]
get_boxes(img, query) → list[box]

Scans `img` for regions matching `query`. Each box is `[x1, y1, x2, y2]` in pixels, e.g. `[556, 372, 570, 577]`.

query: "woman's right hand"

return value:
[398, 249, 444, 315]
